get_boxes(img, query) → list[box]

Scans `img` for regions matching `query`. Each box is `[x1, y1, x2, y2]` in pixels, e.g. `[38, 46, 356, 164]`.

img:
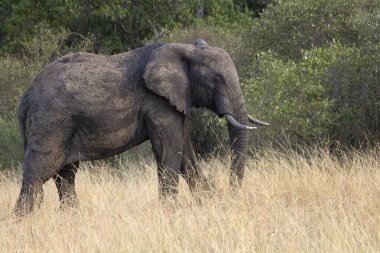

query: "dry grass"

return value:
[0, 147, 379, 252]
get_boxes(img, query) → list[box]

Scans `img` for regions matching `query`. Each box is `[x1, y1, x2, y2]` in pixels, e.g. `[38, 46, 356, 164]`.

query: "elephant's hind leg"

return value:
[54, 161, 79, 208]
[13, 148, 65, 216]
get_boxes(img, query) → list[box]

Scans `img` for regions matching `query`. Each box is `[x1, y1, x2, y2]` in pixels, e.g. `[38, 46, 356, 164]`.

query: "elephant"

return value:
[14, 39, 269, 215]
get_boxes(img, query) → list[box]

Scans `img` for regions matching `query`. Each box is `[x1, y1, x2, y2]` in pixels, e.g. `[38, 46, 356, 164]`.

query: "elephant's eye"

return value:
[214, 74, 223, 84]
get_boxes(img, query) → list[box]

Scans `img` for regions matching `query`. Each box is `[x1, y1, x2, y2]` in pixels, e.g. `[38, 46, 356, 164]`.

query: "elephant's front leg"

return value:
[145, 110, 184, 198]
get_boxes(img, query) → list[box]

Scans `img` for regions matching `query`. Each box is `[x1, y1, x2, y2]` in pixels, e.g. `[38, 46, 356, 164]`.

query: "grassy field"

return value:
[0, 148, 379, 252]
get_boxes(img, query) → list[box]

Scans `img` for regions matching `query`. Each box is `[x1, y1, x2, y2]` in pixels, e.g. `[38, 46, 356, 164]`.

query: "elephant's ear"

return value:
[143, 44, 194, 115]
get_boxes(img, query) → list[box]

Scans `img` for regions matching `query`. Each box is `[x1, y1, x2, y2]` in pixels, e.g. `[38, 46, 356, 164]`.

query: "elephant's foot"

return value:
[13, 183, 43, 216]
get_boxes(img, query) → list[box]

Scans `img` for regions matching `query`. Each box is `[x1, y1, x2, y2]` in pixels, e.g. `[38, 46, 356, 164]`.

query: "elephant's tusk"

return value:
[248, 115, 270, 126]
[224, 114, 257, 130]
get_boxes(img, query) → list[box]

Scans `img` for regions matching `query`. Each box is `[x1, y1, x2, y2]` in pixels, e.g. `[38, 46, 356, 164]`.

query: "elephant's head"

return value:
[143, 40, 269, 186]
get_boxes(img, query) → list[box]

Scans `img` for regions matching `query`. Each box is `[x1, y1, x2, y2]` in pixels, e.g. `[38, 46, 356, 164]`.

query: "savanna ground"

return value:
[0, 148, 379, 252]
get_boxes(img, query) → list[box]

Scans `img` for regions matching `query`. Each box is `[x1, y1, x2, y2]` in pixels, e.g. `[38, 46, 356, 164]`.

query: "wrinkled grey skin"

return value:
[14, 41, 266, 215]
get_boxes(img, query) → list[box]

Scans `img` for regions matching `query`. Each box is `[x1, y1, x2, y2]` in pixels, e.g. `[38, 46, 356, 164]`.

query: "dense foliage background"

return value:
[0, 0, 379, 168]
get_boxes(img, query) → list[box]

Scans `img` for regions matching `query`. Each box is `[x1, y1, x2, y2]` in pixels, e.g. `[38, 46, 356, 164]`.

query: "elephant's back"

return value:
[57, 52, 104, 64]
[25, 52, 122, 105]
[51, 52, 120, 91]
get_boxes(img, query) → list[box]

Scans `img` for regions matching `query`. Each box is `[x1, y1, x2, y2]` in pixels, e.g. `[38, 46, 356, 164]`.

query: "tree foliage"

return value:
[1, 0, 232, 54]
[249, 0, 380, 60]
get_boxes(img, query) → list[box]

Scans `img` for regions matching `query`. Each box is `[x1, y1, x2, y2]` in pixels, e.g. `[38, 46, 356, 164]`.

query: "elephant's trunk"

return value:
[216, 88, 251, 186]
[227, 111, 250, 187]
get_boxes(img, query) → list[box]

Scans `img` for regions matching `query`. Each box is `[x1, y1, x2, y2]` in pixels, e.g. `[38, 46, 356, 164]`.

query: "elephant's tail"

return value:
[17, 96, 29, 152]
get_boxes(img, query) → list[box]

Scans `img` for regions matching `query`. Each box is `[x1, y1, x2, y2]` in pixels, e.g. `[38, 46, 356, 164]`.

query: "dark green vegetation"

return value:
[1, 0, 379, 169]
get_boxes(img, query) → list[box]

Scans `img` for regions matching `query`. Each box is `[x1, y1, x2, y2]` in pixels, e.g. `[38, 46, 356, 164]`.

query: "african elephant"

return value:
[14, 39, 269, 215]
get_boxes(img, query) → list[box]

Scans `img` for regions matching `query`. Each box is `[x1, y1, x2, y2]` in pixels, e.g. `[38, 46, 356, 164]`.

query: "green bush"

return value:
[244, 42, 380, 147]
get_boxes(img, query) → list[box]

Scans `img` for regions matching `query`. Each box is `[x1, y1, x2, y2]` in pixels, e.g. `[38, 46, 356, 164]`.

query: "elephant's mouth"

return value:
[214, 93, 269, 128]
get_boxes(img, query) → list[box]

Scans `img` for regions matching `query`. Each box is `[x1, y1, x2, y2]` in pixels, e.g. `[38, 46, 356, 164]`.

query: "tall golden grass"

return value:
[0, 147, 379, 252]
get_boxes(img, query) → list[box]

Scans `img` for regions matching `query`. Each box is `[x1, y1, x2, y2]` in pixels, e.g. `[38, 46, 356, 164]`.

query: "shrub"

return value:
[244, 42, 380, 147]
